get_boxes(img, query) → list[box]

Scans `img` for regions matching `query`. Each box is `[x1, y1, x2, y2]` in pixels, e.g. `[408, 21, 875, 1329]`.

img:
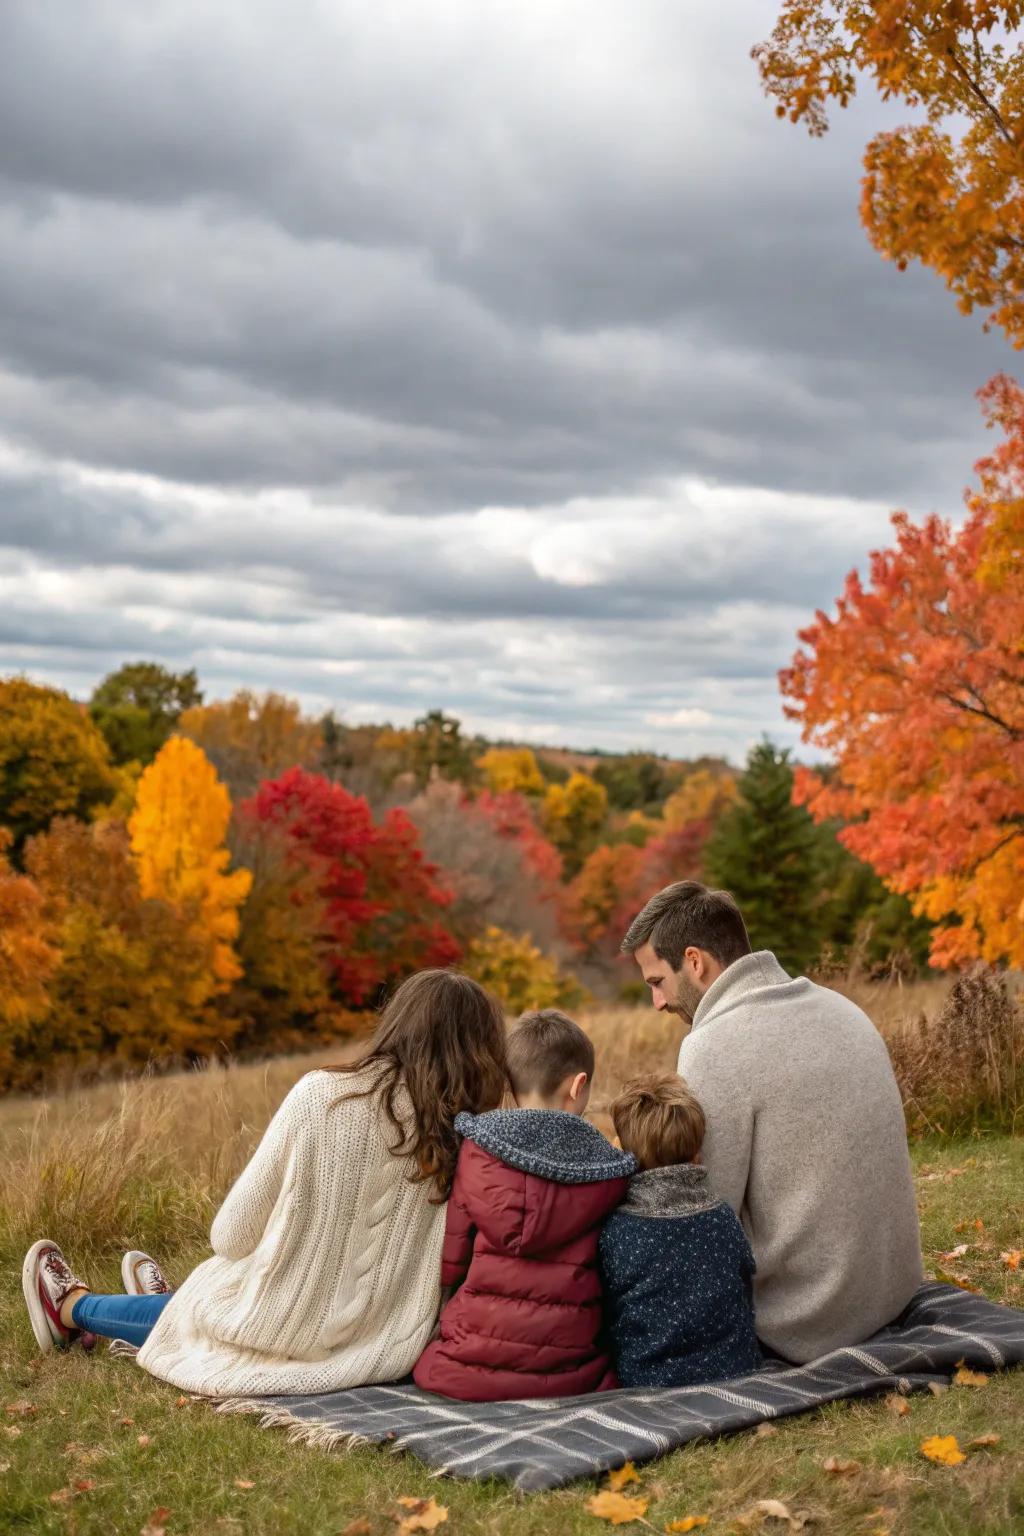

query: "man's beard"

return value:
[669, 971, 705, 1025]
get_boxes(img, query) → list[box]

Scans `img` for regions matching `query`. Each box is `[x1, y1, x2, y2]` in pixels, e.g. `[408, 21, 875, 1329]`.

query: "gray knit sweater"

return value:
[678, 951, 923, 1363]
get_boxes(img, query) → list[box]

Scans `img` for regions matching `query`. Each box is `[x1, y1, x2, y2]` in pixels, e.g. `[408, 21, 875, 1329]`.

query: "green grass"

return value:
[2, 1136, 1023, 1536]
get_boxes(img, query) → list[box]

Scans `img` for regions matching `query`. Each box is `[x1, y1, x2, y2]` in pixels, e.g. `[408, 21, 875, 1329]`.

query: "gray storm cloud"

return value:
[0, 1, 1014, 759]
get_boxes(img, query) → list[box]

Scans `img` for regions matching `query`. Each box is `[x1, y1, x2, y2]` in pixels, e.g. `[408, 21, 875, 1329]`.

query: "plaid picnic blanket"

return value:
[216, 1284, 1024, 1492]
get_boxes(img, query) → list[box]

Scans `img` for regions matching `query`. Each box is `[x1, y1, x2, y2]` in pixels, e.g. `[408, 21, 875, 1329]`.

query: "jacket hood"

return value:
[691, 949, 807, 1035]
[455, 1109, 636, 1185]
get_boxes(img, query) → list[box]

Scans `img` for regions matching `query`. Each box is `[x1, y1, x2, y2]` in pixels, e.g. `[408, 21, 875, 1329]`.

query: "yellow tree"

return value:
[0, 678, 117, 847]
[541, 772, 609, 876]
[130, 738, 251, 997]
[477, 746, 545, 796]
[662, 768, 738, 828]
[754, 4, 1024, 345]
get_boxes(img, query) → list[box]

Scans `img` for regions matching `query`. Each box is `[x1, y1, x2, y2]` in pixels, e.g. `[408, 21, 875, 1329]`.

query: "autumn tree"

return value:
[477, 746, 545, 797]
[90, 661, 202, 767]
[130, 737, 251, 998]
[474, 791, 564, 890]
[781, 409, 1024, 966]
[407, 778, 561, 951]
[564, 818, 710, 962]
[241, 767, 460, 1006]
[754, 3, 1024, 344]
[409, 710, 478, 788]
[704, 741, 825, 976]
[0, 830, 58, 1083]
[22, 817, 222, 1080]
[541, 771, 609, 876]
[463, 926, 585, 1014]
[0, 678, 117, 849]
[178, 690, 323, 800]
[592, 753, 676, 811]
[662, 767, 738, 827]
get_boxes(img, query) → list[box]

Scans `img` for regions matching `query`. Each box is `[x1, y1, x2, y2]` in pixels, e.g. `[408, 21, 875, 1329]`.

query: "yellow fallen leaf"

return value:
[952, 1365, 989, 1388]
[1001, 1250, 1022, 1270]
[665, 1519, 709, 1532]
[822, 1456, 861, 1475]
[968, 1433, 1001, 1449]
[934, 1269, 981, 1293]
[920, 1434, 966, 1466]
[885, 1393, 910, 1417]
[395, 1497, 449, 1533]
[584, 1490, 651, 1525]
[607, 1462, 640, 1491]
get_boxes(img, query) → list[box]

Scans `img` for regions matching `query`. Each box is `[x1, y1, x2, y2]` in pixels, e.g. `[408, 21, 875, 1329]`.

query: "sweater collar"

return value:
[619, 1162, 717, 1218]
[690, 950, 793, 1035]
[455, 1108, 636, 1186]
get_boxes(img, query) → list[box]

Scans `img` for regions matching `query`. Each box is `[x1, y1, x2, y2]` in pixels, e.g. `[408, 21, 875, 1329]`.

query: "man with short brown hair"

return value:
[621, 880, 923, 1363]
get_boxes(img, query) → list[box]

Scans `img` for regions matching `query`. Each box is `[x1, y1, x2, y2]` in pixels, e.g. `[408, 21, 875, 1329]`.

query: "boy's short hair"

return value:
[507, 1009, 594, 1099]
[610, 1073, 705, 1170]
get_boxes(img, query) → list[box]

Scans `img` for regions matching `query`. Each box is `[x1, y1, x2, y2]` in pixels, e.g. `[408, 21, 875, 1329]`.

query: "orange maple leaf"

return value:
[585, 1489, 651, 1525]
[920, 1435, 966, 1466]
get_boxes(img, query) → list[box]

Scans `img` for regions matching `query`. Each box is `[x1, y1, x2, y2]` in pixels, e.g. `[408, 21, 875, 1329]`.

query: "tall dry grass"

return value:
[2, 970, 1021, 1268]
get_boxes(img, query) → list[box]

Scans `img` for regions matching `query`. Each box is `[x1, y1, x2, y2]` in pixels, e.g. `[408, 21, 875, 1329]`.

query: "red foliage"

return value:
[474, 791, 563, 893]
[240, 768, 460, 1005]
[564, 819, 710, 960]
[780, 384, 1024, 967]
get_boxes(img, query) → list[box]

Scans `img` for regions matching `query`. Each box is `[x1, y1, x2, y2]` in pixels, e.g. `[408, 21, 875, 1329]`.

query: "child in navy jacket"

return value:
[598, 1072, 762, 1388]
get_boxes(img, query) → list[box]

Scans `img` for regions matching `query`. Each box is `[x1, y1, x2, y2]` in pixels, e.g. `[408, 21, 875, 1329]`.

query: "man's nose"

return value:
[652, 991, 666, 1012]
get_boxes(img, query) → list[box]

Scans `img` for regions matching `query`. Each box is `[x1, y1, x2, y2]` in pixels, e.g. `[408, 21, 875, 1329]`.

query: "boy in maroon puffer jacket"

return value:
[413, 1009, 635, 1402]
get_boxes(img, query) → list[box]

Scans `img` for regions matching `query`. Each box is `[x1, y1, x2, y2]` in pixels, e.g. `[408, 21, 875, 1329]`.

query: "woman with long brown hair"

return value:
[22, 971, 508, 1396]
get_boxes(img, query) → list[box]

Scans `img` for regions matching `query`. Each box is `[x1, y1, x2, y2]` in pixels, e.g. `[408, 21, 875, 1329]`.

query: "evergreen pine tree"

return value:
[703, 740, 823, 975]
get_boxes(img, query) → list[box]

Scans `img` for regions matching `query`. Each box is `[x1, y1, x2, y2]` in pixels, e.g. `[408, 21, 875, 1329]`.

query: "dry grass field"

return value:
[1, 977, 1023, 1535]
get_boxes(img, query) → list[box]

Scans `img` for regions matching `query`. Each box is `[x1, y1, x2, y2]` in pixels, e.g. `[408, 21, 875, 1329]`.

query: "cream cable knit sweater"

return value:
[136, 1067, 445, 1396]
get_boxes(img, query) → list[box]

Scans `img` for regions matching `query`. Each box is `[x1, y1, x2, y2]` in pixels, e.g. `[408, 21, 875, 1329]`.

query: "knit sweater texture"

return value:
[678, 951, 923, 1363]
[135, 1068, 446, 1396]
[599, 1162, 761, 1388]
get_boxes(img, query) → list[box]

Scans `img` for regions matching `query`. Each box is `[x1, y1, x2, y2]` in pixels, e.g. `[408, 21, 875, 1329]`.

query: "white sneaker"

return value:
[121, 1250, 171, 1296]
[22, 1240, 89, 1354]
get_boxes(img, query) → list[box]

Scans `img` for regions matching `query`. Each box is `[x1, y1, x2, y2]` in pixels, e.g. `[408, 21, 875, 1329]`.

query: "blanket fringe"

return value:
[215, 1397, 383, 1457]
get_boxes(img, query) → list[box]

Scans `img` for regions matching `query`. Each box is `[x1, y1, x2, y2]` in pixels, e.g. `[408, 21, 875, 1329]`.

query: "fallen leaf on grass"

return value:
[5, 1426, 22, 1439]
[665, 1518, 709, 1532]
[885, 1393, 910, 1417]
[934, 1269, 981, 1294]
[341, 1521, 374, 1536]
[968, 1433, 1002, 1449]
[140, 1507, 173, 1536]
[736, 1499, 816, 1529]
[137, 1433, 152, 1447]
[927, 1381, 949, 1396]
[606, 1462, 640, 1491]
[1001, 1250, 1022, 1271]
[234, 1479, 255, 1490]
[584, 1490, 650, 1525]
[394, 1496, 449, 1533]
[954, 1219, 985, 1234]
[175, 1395, 189, 1407]
[939, 1244, 970, 1261]
[5, 1400, 37, 1417]
[920, 1435, 965, 1466]
[119, 1416, 135, 1426]
[754, 1422, 778, 1438]
[49, 1479, 96, 1505]
[952, 1363, 989, 1388]
[822, 1456, 861, 1475]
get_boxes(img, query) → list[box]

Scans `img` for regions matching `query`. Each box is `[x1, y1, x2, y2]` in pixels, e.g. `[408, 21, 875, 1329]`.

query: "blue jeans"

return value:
[71, 1291, 173, 1348]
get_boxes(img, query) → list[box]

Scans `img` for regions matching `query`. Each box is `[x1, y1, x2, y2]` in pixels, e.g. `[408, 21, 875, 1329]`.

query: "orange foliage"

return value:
[0, 829, 57, 1079]
[781, 388, 1024, 967]
[754, 4, 1024, 345]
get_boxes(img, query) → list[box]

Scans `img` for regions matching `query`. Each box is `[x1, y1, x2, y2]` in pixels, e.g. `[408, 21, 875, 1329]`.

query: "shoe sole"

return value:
[21, 1239, 64, 1354]
[121, 1251, 146, 1295]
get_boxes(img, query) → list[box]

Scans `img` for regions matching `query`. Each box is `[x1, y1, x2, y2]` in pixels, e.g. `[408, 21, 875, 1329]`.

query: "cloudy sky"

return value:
[0, 2, 1014, 763]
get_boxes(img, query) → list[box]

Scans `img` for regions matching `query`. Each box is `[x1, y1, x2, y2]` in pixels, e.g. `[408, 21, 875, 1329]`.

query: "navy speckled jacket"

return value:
[598, 1161, 762, 1388]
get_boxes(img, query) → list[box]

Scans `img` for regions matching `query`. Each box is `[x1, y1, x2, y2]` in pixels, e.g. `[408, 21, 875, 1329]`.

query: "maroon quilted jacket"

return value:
[413, 1107, 635, 1401]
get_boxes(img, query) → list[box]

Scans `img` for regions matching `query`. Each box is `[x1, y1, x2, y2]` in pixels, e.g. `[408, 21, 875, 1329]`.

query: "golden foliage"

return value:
[476, 746, 545, 796]
[919, 1433, 966, 1466]
[754, 4, 1024, 345]
[662, 768, 737, 827]
[0, 678, 116, 846]
[463, 926, 585, 1014]
[178, 690, 322, 798]
[130, 738, 251, 998]
[541, 771, 608, 873]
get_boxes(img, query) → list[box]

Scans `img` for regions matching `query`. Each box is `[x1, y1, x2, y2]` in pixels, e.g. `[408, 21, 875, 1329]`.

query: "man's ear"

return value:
[683, 945, 704, 978]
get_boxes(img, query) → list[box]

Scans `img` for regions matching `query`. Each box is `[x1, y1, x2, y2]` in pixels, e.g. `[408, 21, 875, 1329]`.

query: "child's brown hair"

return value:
[506, 1009, 594, 1100]
[610, 1072, 705, 1170]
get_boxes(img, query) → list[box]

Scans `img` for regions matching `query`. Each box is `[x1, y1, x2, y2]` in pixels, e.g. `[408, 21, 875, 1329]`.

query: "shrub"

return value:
[463, 926, 587, 1014]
